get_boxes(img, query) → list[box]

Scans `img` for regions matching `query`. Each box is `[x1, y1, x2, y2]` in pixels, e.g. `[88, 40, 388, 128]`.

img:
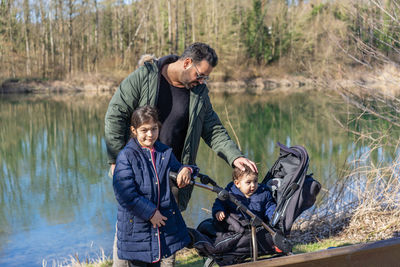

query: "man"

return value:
[105, 42, 257, 267]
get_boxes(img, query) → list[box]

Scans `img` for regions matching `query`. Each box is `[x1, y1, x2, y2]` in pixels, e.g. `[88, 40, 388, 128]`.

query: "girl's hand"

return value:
[176, 167, 192, 188]
[216, 211, 226, 221]
[150, 210, 167, 228]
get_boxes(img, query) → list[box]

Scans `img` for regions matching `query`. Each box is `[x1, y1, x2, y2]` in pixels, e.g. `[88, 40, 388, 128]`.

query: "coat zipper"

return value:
[149, 148, 161, 263]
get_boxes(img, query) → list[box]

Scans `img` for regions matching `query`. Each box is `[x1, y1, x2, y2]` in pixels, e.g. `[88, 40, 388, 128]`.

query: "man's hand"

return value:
[176, 167, 192, 188]
[216, 211, 226, 221]
[233, 157, 258, 173]
[150, 210, 168, 228]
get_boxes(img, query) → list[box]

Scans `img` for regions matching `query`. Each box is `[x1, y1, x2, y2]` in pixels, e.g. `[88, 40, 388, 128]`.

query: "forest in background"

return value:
[1, 0, 400, 82]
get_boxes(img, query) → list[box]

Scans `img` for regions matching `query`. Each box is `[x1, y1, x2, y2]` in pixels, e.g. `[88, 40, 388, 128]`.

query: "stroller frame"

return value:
[170, 172, 292, 262]
[171, 143, 320, 265]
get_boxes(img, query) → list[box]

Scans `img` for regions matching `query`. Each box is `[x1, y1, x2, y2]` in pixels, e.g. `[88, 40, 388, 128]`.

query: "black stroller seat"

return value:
[188, 213, 277, 266]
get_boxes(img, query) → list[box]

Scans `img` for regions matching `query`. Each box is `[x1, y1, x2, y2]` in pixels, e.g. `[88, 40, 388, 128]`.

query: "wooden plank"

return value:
[233, 238, 400, 267]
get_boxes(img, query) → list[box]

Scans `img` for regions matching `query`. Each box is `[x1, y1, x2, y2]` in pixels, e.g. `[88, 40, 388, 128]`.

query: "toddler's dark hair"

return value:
[130, 105, 161, 137]
[232, 165, 258, 182]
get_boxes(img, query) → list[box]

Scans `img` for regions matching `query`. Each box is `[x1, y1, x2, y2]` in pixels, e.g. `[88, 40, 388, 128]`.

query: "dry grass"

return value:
[289, 87, 400, 246]
[290, 0, 400, 246]
[42, 249, 112, 267]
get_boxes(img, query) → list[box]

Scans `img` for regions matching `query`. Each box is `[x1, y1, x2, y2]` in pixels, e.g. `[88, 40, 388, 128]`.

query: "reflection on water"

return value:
[0, 91, 396, 266]
[0, 94, 115, 266]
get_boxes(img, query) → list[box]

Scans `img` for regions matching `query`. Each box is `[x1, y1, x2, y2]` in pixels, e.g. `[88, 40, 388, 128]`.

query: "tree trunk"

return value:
[7, 0, 16, 77]
[118, 0, 124, 63]
[68, 0, 73, 75]
[213, 0, 217, 44]
[113, 7, 118, 66]
[183, 0, 187, 48]
[144, 5, 148, 53]
[153, 0, 162, 56]
[168, 0, 172, 53]
[39, 0, 47, 77]
[123, 4, 149, 67]
[94, 0, 99, 73]
[191, 0, 195, 43]
[23, 0, 31, 76]
[235, 0, 242, 64]
[58, 0, 66, 74]
[49, 0, 55, 74]
[174, 0, 179, 53]
[206, 0, 212, 43]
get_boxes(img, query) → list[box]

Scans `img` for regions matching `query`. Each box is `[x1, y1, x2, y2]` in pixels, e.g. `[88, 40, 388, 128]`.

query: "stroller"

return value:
[172, 143, 321, 266]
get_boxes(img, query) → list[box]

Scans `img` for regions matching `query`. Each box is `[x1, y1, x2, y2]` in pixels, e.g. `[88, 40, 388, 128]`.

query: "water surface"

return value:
[0, 91, 395, 266]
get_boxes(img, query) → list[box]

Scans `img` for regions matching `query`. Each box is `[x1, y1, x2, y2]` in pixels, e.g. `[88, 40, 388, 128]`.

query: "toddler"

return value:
[212, 165, 276, 228]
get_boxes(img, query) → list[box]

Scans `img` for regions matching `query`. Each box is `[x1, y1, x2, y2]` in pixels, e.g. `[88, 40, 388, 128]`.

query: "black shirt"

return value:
[156, 74, 190, 161]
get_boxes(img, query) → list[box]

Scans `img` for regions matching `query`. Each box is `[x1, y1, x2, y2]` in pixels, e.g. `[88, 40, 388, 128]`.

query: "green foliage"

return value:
[332, 5, 348, 21]
[0, 1, 6, 36]
[347, 0, 400, 60]
[310, 3, 326, 17]
[241, 0, 290, 64]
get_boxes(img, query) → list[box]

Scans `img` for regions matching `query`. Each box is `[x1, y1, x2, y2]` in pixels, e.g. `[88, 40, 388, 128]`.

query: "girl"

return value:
[113, 105, 194, 267]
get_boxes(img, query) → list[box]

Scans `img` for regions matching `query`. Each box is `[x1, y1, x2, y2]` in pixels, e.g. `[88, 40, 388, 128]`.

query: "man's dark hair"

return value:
[180, 42, 218, 67]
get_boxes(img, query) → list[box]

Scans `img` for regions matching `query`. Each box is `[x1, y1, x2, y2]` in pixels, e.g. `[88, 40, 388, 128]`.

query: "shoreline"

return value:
[0, 62, 396, 96]
[3, 63, 399, 95]
[2, 72, 399, 96]
[0, 75, 319, 95]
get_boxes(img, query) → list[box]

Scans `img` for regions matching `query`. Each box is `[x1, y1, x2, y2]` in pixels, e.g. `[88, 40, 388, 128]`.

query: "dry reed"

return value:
[289, 140, 400, 245]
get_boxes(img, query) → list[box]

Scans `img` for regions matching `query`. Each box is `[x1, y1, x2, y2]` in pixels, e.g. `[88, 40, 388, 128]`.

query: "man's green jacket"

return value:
[105, 55, 243, 210]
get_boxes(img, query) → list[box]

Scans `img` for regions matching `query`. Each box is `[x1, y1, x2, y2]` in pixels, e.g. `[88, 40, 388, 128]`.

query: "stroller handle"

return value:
[169, 171, 223, 193]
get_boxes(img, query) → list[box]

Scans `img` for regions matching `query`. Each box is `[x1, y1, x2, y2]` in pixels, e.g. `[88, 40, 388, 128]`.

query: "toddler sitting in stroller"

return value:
[212, 166, 276, 231]
[188, 166, 280, 266]
[187, 143, 320, 266]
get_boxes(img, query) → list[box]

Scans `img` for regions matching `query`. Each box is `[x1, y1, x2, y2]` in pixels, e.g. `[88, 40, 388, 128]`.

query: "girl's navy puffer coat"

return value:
[113, 138, 191, 263]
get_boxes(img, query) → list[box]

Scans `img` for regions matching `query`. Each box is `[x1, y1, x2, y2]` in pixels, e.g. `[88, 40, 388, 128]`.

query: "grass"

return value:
[293, 239, 354, 254]
[43, 249, 112, 267]
[176, 249, 205, 267]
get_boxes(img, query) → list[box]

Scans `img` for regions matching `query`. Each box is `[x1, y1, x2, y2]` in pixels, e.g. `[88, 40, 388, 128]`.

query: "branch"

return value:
[224, 104, 241, 151]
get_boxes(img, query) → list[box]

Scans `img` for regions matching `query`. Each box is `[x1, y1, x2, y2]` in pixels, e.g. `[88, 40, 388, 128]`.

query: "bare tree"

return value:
[39, 0, 48, 77]
[191, 0, 195, 43]
[7, 0, 16, 77]
[174, 0, 179, 53]
[117, 0, 124, 63]
[67, 0, 73, 74]
[153, 0, 163, 56]
[93, 0, 99, 73]
[49, 0, 55, 73]
[23, 0, 31, 76]
[57, 0, 66, 74]
[168, 0, 172, 53]
[123, 3, 150, 68]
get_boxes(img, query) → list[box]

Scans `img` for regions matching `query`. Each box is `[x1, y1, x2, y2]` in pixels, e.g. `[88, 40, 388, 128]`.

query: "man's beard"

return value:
[181, 70, 197, 89]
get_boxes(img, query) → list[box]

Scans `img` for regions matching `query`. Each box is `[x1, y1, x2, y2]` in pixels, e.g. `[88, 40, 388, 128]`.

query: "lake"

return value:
[0, 90, 395, 266]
